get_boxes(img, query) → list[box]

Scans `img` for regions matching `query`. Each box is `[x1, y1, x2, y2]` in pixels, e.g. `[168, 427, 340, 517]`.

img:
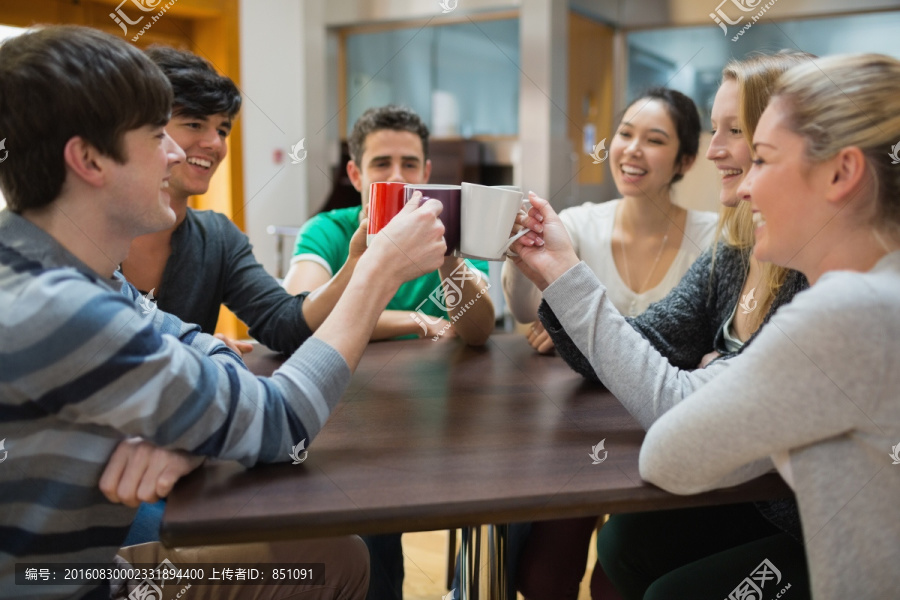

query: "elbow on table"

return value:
[639, 453, 713, 496]
[460, 328, 491, 347]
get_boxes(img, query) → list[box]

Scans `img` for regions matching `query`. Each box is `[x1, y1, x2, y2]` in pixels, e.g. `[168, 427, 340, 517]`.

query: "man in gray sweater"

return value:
[0, 26, 448, 600]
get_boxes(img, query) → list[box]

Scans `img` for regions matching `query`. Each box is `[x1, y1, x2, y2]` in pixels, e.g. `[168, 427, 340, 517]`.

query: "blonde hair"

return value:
[712, 51, 815, 332]
[773, 53, 900, 234]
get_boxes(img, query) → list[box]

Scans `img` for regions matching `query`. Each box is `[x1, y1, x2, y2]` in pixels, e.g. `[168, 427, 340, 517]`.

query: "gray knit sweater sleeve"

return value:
[539, 246, 728, 379]
[543, 262, 731, 430]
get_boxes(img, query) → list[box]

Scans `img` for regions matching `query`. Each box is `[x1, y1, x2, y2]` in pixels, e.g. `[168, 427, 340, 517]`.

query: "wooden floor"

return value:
[402, 529, 598, 600]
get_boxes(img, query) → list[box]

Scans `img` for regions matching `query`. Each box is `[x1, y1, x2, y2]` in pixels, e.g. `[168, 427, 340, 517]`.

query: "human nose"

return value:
[706, 131, 726, 161]
[623, 136, 641, 156]
[736, 165, 754, 202]
[198, 128, 224, 154]
[165, 132, 186, 166]
[386, 162, 405, 183]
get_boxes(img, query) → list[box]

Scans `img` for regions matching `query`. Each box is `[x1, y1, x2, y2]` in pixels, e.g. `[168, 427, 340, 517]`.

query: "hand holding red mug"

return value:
[364, 192, 447, 286]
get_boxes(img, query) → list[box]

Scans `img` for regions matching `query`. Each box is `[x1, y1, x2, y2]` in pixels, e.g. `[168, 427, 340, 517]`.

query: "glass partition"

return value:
[627, 10, 900, 123]
[344, 18, 519, 138]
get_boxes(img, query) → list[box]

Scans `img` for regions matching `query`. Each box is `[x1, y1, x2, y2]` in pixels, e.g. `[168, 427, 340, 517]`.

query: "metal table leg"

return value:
[458, 524, 508, 600]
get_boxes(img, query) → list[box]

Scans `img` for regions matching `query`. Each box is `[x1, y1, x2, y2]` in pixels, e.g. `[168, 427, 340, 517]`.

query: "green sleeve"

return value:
[291, 208, 357, 276]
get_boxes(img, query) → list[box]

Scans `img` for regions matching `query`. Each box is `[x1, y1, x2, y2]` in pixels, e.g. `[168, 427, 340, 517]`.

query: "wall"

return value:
[239, 0, 309, 275]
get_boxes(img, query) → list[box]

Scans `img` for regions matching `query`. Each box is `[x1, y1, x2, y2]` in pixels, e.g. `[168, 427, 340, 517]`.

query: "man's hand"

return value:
[420, 317, 457, 340]
[366, 193, 446, 285]
[99, 438, 205, 507]
[214, 333, 254, 357]
[348, 217, 368, 262]
[509, 193, 580, 291]
[526, 320, 555, 354]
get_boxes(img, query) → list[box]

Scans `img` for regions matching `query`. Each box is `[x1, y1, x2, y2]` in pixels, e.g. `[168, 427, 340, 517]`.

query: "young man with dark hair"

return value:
[0, 26, 447, 600]
[113, 45, 377, 550]
[122, 45, 319, 355]
[283, 105, 495, 345]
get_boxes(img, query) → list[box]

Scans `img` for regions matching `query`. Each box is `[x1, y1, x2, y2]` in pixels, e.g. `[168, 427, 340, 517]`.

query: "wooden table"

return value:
[161, 333, 792, 597]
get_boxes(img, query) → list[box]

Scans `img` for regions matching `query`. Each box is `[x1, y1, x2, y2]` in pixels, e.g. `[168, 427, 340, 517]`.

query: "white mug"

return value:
[458, 183, 530, 261]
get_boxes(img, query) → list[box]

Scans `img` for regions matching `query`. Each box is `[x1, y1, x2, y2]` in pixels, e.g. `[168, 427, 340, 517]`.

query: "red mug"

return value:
[367, 182, 408, 245]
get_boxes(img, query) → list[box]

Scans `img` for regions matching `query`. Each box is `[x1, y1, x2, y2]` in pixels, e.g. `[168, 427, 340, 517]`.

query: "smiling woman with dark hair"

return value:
[502, 88, 718, 355]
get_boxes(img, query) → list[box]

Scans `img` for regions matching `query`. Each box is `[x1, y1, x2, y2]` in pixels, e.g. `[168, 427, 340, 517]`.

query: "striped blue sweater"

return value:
[0, 210, 350, 599]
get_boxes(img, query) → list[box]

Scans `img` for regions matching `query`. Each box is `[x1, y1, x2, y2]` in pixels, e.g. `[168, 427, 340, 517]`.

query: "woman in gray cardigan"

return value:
[512, 53, 900, 600]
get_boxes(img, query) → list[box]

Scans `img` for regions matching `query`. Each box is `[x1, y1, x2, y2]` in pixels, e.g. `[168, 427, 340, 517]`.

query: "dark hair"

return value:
[0, 26, 172, 213]
[348, 105, 430, 165]
[145, 46, 241, 120]
[622, 87, 701, 184]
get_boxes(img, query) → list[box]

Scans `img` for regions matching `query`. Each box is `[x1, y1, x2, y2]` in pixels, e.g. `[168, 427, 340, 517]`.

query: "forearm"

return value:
[538, 300, 601, 382]
[543, 262, 722, 429]
[302, 257, 360, 331]
[62, 317, 346, 467]
[441, 261, 494, 346]
[501, 258, 542, 323]
[313, 259, 403, 370]
[372, 310, 427, 340]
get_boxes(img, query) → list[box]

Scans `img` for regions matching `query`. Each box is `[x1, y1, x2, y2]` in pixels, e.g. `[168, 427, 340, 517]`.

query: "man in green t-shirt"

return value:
[283, 105, 494, 343]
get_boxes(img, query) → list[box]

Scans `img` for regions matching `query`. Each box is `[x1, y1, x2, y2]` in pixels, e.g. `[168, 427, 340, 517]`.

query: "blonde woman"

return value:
[641, 53, 900, 599]
[502, 87, 717, 355]
[512, 53, 814, 600]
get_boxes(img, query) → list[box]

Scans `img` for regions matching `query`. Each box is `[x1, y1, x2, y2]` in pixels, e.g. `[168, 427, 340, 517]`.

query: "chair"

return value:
[265, 225, 301, 281]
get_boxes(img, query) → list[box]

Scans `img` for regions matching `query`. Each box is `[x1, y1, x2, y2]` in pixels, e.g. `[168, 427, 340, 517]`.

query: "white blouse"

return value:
[559, 200, 718, 316]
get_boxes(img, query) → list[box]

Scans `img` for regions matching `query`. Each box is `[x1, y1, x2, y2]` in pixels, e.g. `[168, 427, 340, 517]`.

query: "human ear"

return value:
[62, 137, 105, 188]
[824, 146, 867, 207]
[346, 159, 363, 192]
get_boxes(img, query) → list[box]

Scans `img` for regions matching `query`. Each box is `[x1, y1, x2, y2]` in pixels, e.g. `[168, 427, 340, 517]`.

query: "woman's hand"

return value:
[526, 320, 555, 354]
[698, 350, 722, 368]
[508, 192, 580, 291]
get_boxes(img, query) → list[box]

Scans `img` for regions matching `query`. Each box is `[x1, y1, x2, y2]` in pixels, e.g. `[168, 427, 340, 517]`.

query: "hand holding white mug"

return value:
[508, 192, 580, 291]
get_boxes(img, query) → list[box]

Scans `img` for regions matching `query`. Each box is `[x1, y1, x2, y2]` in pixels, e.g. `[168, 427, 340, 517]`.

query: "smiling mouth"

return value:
[719, 168, 743, 178]
[621, 165, 647, 176]
[186, 157, 213, 169]
[752, 212, 766, 228]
